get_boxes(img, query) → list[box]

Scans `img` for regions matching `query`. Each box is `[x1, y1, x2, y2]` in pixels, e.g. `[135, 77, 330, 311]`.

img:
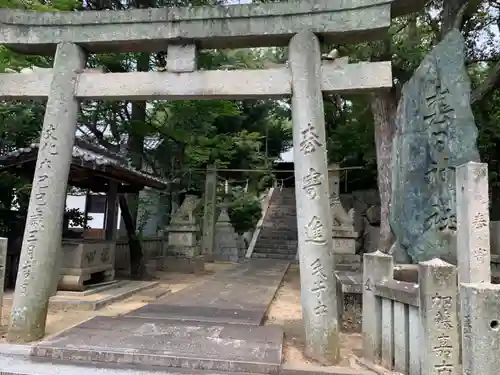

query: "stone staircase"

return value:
[251, 187, 298, 260]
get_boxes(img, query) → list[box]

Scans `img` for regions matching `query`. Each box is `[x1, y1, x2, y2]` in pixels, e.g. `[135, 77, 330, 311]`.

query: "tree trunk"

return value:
[119, 195, 145, 278]
[370, 89, 397, 253]
[125, 51, 148, 275]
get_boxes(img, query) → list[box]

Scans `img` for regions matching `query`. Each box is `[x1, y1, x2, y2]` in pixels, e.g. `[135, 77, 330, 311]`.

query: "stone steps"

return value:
[251, 252, 296, 260]
[251, 188, 299, 260]
[252, 243, 297, 252]
[254, 237, 297, 243]
[32, 316, 283, 374]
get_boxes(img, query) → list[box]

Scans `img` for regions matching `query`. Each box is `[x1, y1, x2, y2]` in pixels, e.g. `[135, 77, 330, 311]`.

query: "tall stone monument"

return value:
[390, 29, 480, 264]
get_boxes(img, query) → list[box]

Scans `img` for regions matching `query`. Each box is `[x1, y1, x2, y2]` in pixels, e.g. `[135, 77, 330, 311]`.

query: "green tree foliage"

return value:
[227, 188, 262, 235]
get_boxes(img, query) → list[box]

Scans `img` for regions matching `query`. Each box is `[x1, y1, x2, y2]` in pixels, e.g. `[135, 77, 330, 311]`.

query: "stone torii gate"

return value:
[0, 0, 422, 364]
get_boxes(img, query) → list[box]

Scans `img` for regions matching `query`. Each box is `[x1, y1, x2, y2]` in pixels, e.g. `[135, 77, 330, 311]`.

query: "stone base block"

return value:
[335, 254, 361, 272]
[214, 246, 240, 262]
[158, 255, 205, 274]
[58, 268, 115, 292]
[332, 230, 358, 254]
[166, 245, 199, 258]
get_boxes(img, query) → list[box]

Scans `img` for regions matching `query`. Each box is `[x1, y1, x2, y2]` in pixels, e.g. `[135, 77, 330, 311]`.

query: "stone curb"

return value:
[0, 343, 391, 375]
[280, 363, 373, 375]
[30, 346, 281, 375]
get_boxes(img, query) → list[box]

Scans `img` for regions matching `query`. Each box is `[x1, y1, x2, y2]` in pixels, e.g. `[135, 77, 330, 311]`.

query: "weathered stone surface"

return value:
[362, 251, 393, 363]
[290, 31, 339, 365]
[31, 316, 283, 374]
[418, 259, 459, 375]
[126, 259, 288, 325]
[214, 207, 239, 262]
[7, 42, 87, 344]
[345, 190, 381, 255]
[0, 0, 397, 55]
[0, 62, 393, 101]
[328, 164, 354, 230]
[391, 30, 480, 264]
[171, 195, 200, 224]
[456, 162, 491, 284]
[460, 283, 500, 375]
[166, 44, 197, 73]
[360, 218, 380, 254]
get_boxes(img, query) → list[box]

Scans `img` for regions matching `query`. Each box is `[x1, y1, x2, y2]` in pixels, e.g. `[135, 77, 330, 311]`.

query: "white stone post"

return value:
[201, 164, 217, 262]
[362, 251, 393, 363]
[7, 43, 87, 343]
[460, 283, 500, 375]
[418, 259, 459, 375]
[0, 237, 7, 325]
[456, 162, 496, 375]
[289, 30, 338, 365]
[456, 162, 491, 284]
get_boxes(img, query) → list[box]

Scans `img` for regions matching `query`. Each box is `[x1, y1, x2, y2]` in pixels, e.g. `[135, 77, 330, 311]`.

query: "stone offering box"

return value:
[58, 240, 115, 291]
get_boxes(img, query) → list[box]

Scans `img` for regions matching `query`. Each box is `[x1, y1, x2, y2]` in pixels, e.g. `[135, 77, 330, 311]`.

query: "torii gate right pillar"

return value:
[290, 31, 339, 364]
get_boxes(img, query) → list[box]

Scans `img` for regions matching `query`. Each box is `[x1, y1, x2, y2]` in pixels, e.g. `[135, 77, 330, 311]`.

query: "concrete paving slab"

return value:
[31, 316, 283, 374]
[126, 260, 289, 325]
[0, 342, 271, 374]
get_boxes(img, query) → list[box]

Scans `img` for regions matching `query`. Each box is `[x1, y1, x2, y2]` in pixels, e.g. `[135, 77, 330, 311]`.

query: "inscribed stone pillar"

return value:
[201, 165, 217, 262]
[456, 162, 491, 284]
[460, 283, 500, 375]
[0, 237, 7, 325]
[418, 259, 459, 375]
[7, 43, 87, 343]
[289, 31, 338, 365]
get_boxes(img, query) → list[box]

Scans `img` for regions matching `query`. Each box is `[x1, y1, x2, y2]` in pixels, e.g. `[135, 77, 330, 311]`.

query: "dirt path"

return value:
[264, 264, 363, 368]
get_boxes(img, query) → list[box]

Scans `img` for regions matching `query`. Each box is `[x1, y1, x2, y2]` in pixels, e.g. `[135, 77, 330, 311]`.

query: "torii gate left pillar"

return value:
[8, 43, 87, 343]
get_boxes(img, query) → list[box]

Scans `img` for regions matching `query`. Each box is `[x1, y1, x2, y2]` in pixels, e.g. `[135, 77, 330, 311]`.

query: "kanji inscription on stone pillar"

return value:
[290, 30, 339, 365]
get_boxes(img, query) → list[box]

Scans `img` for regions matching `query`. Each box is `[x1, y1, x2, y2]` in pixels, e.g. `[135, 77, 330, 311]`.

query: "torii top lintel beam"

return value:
[0, 0, 425, 55]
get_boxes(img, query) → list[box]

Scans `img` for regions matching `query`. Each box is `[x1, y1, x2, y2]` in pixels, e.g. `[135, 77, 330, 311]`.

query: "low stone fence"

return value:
[361, 162, 500, 375]
[362, 252, 460, 375]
